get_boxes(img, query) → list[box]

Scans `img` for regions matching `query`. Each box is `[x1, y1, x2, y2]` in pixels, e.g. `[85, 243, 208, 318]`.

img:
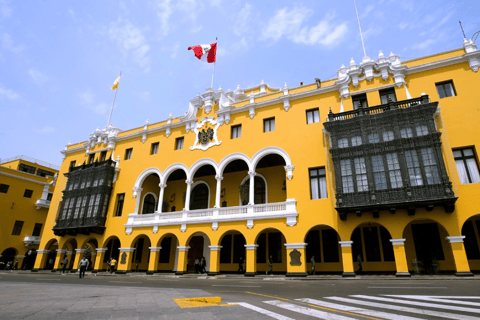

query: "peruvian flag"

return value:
[188, 43, 217, 63]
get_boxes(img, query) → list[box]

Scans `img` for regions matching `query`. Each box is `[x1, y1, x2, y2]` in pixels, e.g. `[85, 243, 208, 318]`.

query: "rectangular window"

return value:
[386, 153, 403, 188]
[354, 157, 368, 192]
[383, 131, 394, 142]
[67, 197, 76, 219]
[32, 223, 43, 237]
[61, 199, 70, 219]
[352, 93, 368, 110]
[100, 151, 107, 162]
[93, 194, 101, 216]
[0, 184, 9, 193]
[379, 88, 397, 104]
[11, 221, 24, 235]
[436, 80, 456, 99]
[453, 148, 480, 184]
[338, 138, 349, 148]
[73, 197, 82, 218]
[115, 193, 125, 217]
[421, 148, 440, 184]
[47, 193, 53, 201]
[400, 128, 413, 138]
[351, 136, 362, 146]
[405, 150, 423, 186]
[175, 137, 184, 150]
[263, 117, 275, 132]
[368, 133, 380, 143]
[36, 169, 54, 177]
[69, 160, 76, 168]
[23, 189, 33, 198]
[372, 155, 387, 190]
[309, 167, 327, 199]
[125, 148, 133, 160]
[79, 196, 88, 218]
[416, 125, 428, 136]
[340, 160, 354, 193]
[231, 125, 241, 139]
[87, 195, 95, 217]
[88, 153, 95, 164]
[18, 163, 36, 174]
[306, 108, 320, 124]
[151, 142, 159, 155]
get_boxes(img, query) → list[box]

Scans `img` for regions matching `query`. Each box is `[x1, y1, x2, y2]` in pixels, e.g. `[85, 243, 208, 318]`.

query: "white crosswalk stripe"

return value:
[297, 298, 425, 320]
[234, 295, 480, 320]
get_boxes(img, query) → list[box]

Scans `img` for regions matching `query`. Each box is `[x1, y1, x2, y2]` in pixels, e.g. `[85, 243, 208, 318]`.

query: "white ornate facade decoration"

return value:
[190, 117, 222, 151]
[464, 39, 480, 72]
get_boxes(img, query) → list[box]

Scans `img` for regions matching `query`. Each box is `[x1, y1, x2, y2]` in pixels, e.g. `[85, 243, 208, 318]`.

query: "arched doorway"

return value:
[221, 159, 249, 208]
[219, 231, 246, 273]
[255, 228, 287, 274]
[350, 223, 395, 274]
[190, 183, 209, 210]
[63, 239, 77, 271]
[164, 168, 187, 212]
[403, 220, 455, 274]
[83, 239, 98, 270]
[157, 234, 179, 273]
[142, 194, 157, 214]
[304, 226, 342, 274]
[139, 173, 160, 214]
[187, 233, 211, 273]
[103, 237, 121, 270]
[252, 153, 287, 204]
[462, 215, 480, 272]
[0, 248, 17, 269]
[131, 235, 151, 272]
[43, 239, 58, 270]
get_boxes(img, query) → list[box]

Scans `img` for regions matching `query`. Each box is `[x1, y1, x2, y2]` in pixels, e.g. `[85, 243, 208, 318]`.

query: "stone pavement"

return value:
[0, 282, 269, 320]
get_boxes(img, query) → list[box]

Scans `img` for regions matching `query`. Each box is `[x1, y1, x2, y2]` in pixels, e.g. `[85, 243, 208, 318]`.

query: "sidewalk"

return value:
[3, 270, 478, 280]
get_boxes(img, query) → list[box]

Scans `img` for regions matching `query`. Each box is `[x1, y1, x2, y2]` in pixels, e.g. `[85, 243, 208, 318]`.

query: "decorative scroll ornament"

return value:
[190, 117, 221, 151]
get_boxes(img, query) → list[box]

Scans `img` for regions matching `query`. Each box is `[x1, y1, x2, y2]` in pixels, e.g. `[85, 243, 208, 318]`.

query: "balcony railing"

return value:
[23, 236, 41, 245]
[124, 199, 298, 234]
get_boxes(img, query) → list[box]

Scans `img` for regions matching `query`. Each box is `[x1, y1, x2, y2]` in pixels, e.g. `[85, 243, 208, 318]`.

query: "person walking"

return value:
[78, 257, 89, 279]
[356, 253, 362, 274]
[194, 258, 200, 274]
[310, 256, 316, 275]
[266, 256, 273, 275]
[109, 257, 117, 274]
[13, 260, 18, 270]
[201, 257, 207, 274]
[61, 256, 69, 273]
[238, 257, 244, 274]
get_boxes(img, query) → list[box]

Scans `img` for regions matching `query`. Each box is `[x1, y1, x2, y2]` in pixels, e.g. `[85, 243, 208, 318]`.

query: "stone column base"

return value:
[396, 272, 411, 277]
[244, 272, 255, 277]
[455, 271, 474, 277]
[342, 272, 356, 277]
[286, 272, 308, 277]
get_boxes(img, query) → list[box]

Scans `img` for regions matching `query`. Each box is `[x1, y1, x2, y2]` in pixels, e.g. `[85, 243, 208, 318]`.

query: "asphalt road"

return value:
[1, 271, 480, 319]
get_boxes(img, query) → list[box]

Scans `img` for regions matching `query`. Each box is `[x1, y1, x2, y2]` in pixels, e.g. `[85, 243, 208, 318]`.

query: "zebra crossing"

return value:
[232, 295, 480, 320]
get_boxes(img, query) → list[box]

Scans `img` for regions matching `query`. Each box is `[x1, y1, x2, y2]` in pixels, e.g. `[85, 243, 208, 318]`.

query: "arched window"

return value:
[240, 177, 266, 205]
[142, 194, 156, 214]
[190, 184, 209, 210]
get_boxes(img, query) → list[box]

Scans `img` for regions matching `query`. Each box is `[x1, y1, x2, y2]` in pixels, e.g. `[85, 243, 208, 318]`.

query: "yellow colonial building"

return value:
[0, 156, 58, 269]
[34, 39, 480, 277]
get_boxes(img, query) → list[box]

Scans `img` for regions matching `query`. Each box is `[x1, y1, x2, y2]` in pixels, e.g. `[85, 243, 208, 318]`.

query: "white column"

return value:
[157, 183, 166, 212]
[215, 175, 223, 208]
[248, 171, 256, 205]
[184, 179, 193, 211]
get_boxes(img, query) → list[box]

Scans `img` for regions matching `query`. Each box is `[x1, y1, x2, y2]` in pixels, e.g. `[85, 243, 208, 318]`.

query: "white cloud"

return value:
[412, 38, 437, 50]
[0, 0, 12, 19]
[260, 7, 348, 47]
[108, 18, 151, 72]
[79, 90, 109, 115]
[0, 83, 19, 100]
[231, 37, 249, 53]
[151, 0, 204, 36]
[28, 69, 48, 85]
[36, 126, 55, 134]
[162, 41, 180, 59]
[137, 91, 151, 103]
[234, 3, 252, 36]
[1, 32, 24, 53]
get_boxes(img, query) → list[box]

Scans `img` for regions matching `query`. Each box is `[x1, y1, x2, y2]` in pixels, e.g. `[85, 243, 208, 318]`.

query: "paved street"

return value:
[1, 271, 480, 319]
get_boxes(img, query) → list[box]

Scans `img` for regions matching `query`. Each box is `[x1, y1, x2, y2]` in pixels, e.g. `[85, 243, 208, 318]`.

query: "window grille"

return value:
[351, 136, 362, 146]
[453, 148, 480, 184]
[383, 131, 394, 141]
[400, 128, 413, 138]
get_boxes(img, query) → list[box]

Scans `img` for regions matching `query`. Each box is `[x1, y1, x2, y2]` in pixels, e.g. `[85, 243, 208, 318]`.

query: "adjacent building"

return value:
[33, 39, 480, 277]
[0, 156, 58, 269]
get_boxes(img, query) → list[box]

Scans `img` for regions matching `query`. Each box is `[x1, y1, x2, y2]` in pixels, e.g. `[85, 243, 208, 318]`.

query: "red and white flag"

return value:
[188, 43, 217, 63]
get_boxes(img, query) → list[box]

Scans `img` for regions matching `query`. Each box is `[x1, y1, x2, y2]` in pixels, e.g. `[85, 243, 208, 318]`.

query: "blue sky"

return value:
[1, 0, 479, 166]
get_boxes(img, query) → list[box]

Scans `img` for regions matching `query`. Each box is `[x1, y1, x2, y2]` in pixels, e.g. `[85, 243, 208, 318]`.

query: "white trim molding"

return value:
[149, 247, 162, 252]
[244, 244, 259, 250]
[177, 246, 190, 252]
[284, 243, 307, 250]
[96, 248, 108, 253]
[37, 250, 50, 254]
[118, 247, 136, 253]
[339, 241, 353, 248]
[208, 245, 223, 251]
[75, 249, 86, 253]
[446, 236, 465, 243]
[390, 238, 406, 246]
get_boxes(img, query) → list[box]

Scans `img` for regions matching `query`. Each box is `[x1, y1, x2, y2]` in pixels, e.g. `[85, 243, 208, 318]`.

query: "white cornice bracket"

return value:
[283, 98, 290, 112]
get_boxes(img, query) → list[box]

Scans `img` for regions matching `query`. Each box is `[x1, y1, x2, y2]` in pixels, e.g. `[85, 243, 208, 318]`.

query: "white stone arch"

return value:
[190, 180, 211, 209]
[189, 158, 219, 181]
[251, 146, 294, 180]
[218, 153, 252, 177]
[133, 168, 162, 214]
[140, 192, 158, 214]
[239, 173, 268, 205]
[163, 163, 189, 183]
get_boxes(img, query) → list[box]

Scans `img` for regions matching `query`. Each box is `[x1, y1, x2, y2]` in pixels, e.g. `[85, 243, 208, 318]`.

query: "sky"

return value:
[1, 0, 479, 166]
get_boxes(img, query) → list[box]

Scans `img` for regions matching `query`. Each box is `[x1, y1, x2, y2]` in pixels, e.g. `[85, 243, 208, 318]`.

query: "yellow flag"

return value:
[111, 76, 121, 90]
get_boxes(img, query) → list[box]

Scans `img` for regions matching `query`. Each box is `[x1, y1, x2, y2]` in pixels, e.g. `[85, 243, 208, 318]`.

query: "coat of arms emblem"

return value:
[198, 128, 214, 145]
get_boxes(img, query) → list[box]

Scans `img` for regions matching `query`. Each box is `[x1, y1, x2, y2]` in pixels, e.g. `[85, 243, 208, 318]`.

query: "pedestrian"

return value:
[201, 256, 207, 274]
[356, 253, 362, 274]
[310, 256, 316, 275]
[5, 261, 12, 270]
[48, 258, 54, 269]
[78, 257, 89, 278]
[135, 260, 140, 272]
[110, 257, 117, 274]
[61, 256, 69, 273]
[238, 257, 244, 273]
[13, 260, 18, 270]
[194, 258, 200, 274]
[266, 256, 273, 275]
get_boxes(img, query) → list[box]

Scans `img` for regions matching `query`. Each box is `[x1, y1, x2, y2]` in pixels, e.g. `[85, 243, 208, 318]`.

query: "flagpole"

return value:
[210, 37, 217, 90]
[107, 71, 121, 127]
[354, 0, 367, 58]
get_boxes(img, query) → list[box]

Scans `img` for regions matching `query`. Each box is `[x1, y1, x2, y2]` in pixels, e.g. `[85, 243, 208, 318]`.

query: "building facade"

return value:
[0, 156, 58, 269]
[34, 39, 480, 277]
